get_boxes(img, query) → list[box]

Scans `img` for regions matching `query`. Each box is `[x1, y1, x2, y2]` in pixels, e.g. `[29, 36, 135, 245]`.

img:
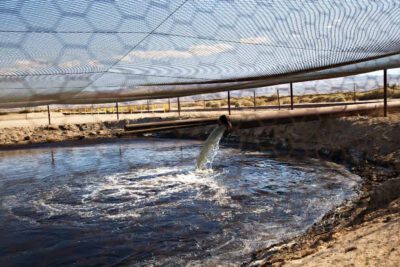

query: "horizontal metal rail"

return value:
[229, 101, 400, 129]
[121, 101, 400, 135]
[125, 118, 218, 131]
[121, 122, 214, 136]
[63, 100, 381, 115]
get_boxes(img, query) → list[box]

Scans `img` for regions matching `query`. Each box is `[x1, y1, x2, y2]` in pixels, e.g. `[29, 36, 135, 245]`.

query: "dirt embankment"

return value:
[242, 115, 400, 266]
[0, 121, 124, 147]
[164, 113, 400, 266]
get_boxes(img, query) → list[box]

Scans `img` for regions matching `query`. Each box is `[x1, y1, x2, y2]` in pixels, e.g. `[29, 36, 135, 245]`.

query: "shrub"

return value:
[18, 109, 32, 113]
[210, 102, 220, 108]
[330, 95, 346, 102]
[310, 95, 328, 103]
[240, 99, 255, 107]
[358, 89, 383, 100]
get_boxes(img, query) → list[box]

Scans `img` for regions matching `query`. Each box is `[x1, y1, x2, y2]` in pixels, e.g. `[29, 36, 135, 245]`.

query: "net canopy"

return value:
[1, 0, 400, 108]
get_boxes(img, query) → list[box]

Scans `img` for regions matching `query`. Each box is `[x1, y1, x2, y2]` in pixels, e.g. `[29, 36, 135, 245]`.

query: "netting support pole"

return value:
[116, 102, 119, 120]
[353, 84, 357, 103]
[384, 69, 388, 117]
[253, 91, 256, 111]
[177, 97, 181, 117]
[277, 89, 281, 110]
[47, 105, 51, 125]
[290, 83, 294, 110]
[227, 90, 231, 115]
[168, 98, 171, 112]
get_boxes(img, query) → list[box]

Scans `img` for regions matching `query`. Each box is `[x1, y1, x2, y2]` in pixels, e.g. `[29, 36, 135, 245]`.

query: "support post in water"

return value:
[276, 89, 281, 110]
[253, 90, 256, 111]
[177, 97, 181, 117]
[290, 82, 294, 110]
[384, 69, 388, 117]
[227, 90, 231, 115]
[47, 105, 51, 125]
[116, 102, 119, 120]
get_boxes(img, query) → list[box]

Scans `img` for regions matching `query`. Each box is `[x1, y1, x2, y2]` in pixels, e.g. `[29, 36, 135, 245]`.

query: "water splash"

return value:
[196, 125, 226, 170]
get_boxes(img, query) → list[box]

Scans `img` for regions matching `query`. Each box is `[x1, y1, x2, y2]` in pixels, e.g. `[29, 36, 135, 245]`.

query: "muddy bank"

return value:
[161, 113, 400, 266]
[0, 117, 176, 148]
[0, 122, 119, 148]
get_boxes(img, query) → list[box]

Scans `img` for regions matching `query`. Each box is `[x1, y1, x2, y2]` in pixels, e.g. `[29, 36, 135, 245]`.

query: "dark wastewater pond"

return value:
[0, 139, 360, 266]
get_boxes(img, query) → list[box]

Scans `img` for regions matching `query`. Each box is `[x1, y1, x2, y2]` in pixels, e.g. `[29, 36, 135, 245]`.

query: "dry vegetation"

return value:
[1, 87, 399, 115]
[189, 86, 400, 109]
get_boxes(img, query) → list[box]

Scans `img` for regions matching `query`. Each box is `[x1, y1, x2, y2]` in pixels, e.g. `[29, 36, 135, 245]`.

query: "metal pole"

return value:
[227, 90, 231, 115]
[147, 99, 150, 113]
[47, 105, 51, 125]
[116, 102, 119, 120]
[384, 69, 388, 117]
[177, 97, 181, 117]
[290, 83, 294, 110]
[168, 98, 171, 112]
[353, 84, 357, 103]
[253, 90, 256, 111]
[277, 89, 281, 110]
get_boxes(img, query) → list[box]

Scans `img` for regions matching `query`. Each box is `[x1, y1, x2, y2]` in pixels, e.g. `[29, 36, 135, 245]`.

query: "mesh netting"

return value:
[1, 0, 400, 107]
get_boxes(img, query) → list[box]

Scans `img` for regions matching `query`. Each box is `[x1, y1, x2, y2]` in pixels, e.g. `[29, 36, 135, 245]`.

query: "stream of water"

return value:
[0, 139, 360, 266]
[196, 125, 226, 170]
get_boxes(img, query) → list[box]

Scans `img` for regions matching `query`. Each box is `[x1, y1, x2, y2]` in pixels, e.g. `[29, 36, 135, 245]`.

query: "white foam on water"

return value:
[2, 166, 235, 223]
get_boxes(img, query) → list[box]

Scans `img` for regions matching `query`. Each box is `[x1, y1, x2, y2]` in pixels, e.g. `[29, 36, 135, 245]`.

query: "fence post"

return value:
[116, 102, 119, 120]
[384, 69, 388, 117]
[227, 90, 231, 115]
[290, 83, 294, 110]
[277, 89, 281, 110]
[353, 84, 357, 103]
[253, 90, 256, 111]
[47, 105, 51, 125]
[177, 97, 181, 117]
[168, 98, 171, 112]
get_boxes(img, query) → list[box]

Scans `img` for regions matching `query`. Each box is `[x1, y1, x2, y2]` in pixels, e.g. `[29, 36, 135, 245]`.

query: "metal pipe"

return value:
[290, 82, 294, 110]
[384, 69, 388, 117]
[125, 117, 218, 131]
[229, 101, 400, 130]
[122, 101, 400, 135]
[122, 122, 214, 136]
